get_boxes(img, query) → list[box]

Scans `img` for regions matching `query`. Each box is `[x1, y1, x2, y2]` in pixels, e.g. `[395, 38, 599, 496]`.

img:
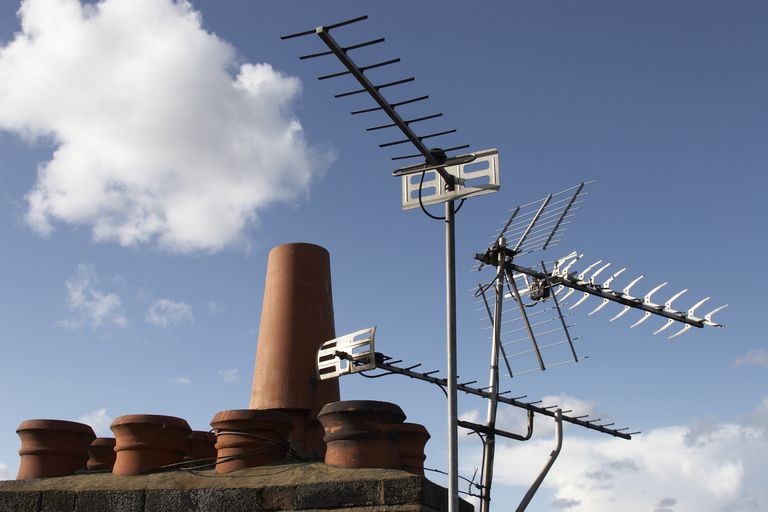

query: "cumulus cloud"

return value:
[145, 298, 193, 328]
[683, 417, 721, 447]
[0, 462, 10, 480]
[0, 0, 329, 253]
[465, 397, 768, 511]
[733, 348, 768, 368]
[206, 300, 225, 315]
[552, 498, 581, 509]
[170, 376, 191, 386]
[218, 368, 238, 383]
[78, 407, 113, 437]
[741, 397, 768, 441]
[654, 497, 677, 512]
[60, 263, 127, 329]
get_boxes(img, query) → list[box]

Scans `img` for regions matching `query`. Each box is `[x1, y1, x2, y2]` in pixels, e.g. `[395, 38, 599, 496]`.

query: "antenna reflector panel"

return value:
[317, 327, 376, 380]
[398, 148, 500, 210]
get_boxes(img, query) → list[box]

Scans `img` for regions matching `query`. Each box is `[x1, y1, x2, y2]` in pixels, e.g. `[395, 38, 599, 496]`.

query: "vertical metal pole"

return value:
[446, 198, 459, 512]
[480, 238, 506, 512]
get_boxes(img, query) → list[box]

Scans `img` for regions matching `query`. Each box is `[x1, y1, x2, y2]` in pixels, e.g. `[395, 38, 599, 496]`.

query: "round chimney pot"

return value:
[398, 423, 431, 475]
[268, 408, 326, 461]
[184, 431, 217, 462]
[110, 414, 191, 476]
[87, 437, 116, 471]
[16, 419, 95, 479]
[210, 409, 294, 474]
[317, 400, 406, 469]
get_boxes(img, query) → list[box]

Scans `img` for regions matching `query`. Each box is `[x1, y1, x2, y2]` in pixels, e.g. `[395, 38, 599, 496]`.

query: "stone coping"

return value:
[0, 462, 475, 512]
[0, 462, 407, 492]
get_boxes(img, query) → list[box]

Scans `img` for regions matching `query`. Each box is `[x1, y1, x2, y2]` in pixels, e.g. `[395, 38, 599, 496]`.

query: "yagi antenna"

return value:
[282, 15, 470, 169]
[474, 182, 728, 342]
[477, 182, 590, 272]
[285, 17, 721, 512]
[283, 16, 501, 512]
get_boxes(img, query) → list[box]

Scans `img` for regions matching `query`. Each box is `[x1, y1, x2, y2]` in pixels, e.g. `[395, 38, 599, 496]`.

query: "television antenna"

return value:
[468, 181, 726, 510]
[283, 16, 499, 512]
[282, 16, 727, 512]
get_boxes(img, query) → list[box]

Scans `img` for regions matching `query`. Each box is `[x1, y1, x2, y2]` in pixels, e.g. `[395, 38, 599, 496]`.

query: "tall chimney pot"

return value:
[249, 243, 340, 414]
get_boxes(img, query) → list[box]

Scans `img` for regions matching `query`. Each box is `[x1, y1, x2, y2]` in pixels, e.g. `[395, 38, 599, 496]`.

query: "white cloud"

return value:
[464, 397, 768, 511]
[0, 0, 330, 253]
[206, 300, 225, 315]
[170, 376, 191, 386]
[552, 498, 581, 509]
[733, 348, 768, 368]
[0, 462, 10, 480]
[60, 263, 127, 329]
[741, 396, 768, 441]
[78, 407, 113, 437]
[145, 298, 192, 328]
[218, 368, 238, 383]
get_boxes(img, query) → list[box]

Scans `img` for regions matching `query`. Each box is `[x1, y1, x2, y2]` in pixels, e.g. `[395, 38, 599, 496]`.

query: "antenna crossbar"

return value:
[500, 258, 705, 328]
[542, 182, 583, 250]
[337, 352, 634, 439]
[313, 27, 454, 183]
[511, 194, 552, 253]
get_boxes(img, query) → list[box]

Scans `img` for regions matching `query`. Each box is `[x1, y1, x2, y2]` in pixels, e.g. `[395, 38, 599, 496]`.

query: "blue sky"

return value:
[0, 1, 766, 510]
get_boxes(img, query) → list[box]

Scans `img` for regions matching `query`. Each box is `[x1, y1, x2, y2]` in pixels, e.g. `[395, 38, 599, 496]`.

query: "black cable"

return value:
[183, 461, 313, 478]
[359, 368, 447, 397]
[358, 370, 396, 378]
[422, 466, 483, 495]
[417, 170, 467, 220]
[418, 170, 445, 220]
[145, 444, 288, 474]
[474, 280, 494, 297]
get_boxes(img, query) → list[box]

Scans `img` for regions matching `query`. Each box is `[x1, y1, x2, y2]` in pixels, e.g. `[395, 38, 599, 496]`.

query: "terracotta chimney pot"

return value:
[16, 419, 95, 480]
[249, 243, 339, 415]
[275, 408, 326, 461]
[210, 409, 294, 474]
[110, 414, 191, 476]
[318, 400, 406, 470]
[184, 431, 217, 462]
[398, 423, 431, 475]
[87, 437, 116, 471]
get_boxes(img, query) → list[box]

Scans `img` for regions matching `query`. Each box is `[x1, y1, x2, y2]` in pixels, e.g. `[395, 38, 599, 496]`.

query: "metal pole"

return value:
[516, 409, 563, 512]
[480, 237, 506, 512]
[446, 198, 459, 512]
[540, 261, 578, 362]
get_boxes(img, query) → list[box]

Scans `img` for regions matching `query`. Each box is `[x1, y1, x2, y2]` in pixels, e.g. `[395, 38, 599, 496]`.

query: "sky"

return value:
[0, 0, 766, 510]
